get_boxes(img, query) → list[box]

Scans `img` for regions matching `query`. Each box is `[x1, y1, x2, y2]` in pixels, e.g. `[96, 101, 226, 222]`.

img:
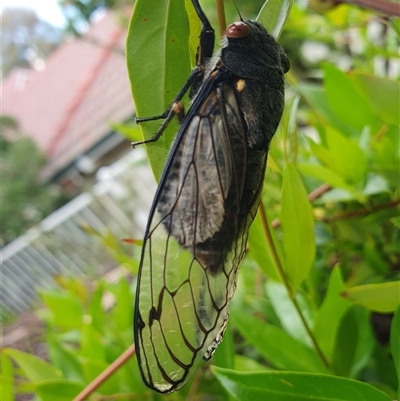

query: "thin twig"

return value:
[259, 203, 291, 291]
[215, 0, 227, 36]
[322, 199, 400, 223]
[342, 0, 400, 17]
[73, 345, 136, 401]
[258, 202, 330, 369]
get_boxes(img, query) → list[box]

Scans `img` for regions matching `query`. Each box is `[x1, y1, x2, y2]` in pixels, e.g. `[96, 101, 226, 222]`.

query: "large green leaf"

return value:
[79, 322, 106, 361]
[313, 266, 352, 359]
[212, 368, 392, 401]
[325, 128, 367, 186]
[4, 349, 62, 382]
[298, 163, 351, 191]
[231, 311, 326, 372]
[234, 355, 270, 372]
[322, 63, 379, 131]
[126, 0, 194, 180]
[341, 281, 400, 313]
[330, 306, 359, 377]
[212, 324, 234, 370]
[35, 380, 84, 401]
[0, 352, 14, 401]
[331, 306, 374, 378]
[47, 336, 84, 382]
[391, 305, 400, 398]
[39, 289, 84, 329]
[296, 83, 357, 137]
[106, 279, 133, 331]
[350, 73, 400, 126]
[257, 0, 293, 38]
[281, 164, 315, 289]
[266, 282, 312, 346]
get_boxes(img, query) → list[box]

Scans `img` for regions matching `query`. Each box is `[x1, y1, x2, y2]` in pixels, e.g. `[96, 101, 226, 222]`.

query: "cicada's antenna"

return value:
[231, 0, 243, 21]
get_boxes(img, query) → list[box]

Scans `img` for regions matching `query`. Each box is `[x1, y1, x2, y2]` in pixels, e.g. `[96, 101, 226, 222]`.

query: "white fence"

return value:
[0, 150, 156, 322]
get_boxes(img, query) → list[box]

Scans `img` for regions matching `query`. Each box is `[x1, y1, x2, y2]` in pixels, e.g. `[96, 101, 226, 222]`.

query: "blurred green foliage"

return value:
[0, 134, 69, 245]
[2, 0, 399, 400]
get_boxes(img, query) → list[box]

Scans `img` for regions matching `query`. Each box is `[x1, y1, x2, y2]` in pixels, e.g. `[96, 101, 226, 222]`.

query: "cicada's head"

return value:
[222, 20, 290, 76]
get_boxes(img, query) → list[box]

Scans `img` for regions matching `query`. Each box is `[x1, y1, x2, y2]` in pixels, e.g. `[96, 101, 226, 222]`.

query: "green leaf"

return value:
[313, 266, 352, 359]
[281, 164, 315, 289]
[81, 359, 122, 395]
[4, 348, 62, 382]
[266, 282, 312, 346]
[296, 83, 357, 137]
[47, 336, 85, 382]
[350, 73, 400, 126]
[298, 163, 351, 190]
[331, 306, 359, 377]
[111, 122, 143, 142]
[257, 0, 293, 38]
[324, 127, 367, 186]
[212, 368, 392, 401]
[231, 311, 325, 372]
[233, 355, 269, 372]
[213, 323, 234, 369]
[0, 352, 14, 401]
[341, 281, 400, 313]
[106, 279, 133, 331]
[35, 380, 84, 401]
[89, 282, 105, 333]
[79, 322, 106, 361]
[322, 63, 378, 131]
[127, 0, 192, 180]
[391, 305, 400, 398]
[331, 306, 375, 378]
[39, 289, 84, 329]
[390, 215, 400, 229]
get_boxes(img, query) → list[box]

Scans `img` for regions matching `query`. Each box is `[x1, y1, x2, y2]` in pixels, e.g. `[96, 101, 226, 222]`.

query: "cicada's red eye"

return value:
[226, 22, 250, 38]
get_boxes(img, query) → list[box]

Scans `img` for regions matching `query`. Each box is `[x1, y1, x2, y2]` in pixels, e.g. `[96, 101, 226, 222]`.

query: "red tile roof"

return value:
[1, 10, 134, 180]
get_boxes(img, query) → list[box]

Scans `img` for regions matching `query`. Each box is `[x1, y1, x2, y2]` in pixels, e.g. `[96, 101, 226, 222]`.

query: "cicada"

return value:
[133, 0, 289, 393]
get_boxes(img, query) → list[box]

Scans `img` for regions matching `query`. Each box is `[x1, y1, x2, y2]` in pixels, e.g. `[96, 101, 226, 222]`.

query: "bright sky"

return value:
[0, 0, 66, 27]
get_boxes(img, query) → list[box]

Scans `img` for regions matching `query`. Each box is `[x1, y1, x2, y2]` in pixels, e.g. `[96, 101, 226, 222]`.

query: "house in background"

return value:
[0, 10, 159, 320]
[1, 10, 135, 195]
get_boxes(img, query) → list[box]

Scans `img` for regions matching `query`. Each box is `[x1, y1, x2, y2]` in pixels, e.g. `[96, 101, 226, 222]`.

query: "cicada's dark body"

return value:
[133, 0, 289, 393]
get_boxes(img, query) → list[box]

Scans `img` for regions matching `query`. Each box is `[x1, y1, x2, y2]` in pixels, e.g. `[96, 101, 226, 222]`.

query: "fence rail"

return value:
[1, 150, 155, 322]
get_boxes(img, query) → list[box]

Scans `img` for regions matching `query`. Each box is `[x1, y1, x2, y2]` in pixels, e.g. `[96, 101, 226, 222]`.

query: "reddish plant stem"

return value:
[73, 345, 136, 401]
[342, 0, 400, 17]
[322, 199, 400, 223]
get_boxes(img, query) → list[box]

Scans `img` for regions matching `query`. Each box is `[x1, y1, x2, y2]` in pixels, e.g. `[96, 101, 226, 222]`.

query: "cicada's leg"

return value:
[132, 66, 203, 148]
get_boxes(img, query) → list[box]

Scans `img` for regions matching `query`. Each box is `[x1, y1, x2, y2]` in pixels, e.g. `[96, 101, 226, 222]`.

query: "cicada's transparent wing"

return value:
[134, 79, 255, 393]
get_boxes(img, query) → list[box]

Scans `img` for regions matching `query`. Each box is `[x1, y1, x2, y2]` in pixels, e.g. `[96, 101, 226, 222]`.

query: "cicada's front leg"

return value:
[133, 66, 202, 147]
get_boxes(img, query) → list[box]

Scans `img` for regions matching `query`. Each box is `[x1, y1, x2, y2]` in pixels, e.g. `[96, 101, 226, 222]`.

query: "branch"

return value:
[322, 199, 400, 223]
[73, 344, 136, 401]
[309, 0, 400, 17]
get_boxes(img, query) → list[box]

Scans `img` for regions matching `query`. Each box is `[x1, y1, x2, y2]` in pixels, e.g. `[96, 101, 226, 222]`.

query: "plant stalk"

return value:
[258, 202, 330, 369]
[215, 0, 227, 35]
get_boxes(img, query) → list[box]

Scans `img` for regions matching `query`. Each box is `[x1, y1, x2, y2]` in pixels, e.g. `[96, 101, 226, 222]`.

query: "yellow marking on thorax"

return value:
[235, 79, 246, 92]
